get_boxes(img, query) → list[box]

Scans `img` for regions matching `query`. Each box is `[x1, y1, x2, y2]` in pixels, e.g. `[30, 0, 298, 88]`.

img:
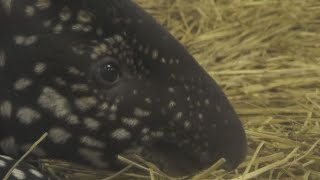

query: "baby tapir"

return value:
[0, 0, 247, 178]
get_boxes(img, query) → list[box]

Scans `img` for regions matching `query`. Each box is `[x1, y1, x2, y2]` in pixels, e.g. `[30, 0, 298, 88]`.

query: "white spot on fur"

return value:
[35, 0, 51, 10]
[169, 58, 174, 64]
[14, 35, 25, 45]
[175, 112, 183, 120]
[0, 136, 18, 155]
[184, 121, 191, 129]
[204, 99, 210, 105]
[83, 117, 100, 131]
[24, 35, 38, 46]
[75, 97, 97, 111]
[80, 136, 105, 148]
[68, 67, 82, 75]
[151, 131, 164, 138]
[142, 128, 149, 134]
[0, 50, 5, 67]
[134, 107, 151, 118]
[1, 0, 12, 15]
[92, 43, 108, 56]
[110, 104, 117, 112]
[59, 6, 72, 21]
[48, 127, 71, 144]
[12, 168, 26, 180]
[78, 148, 108, 168]
[0, 155, 12, 160]
[0, 101, 12, 118]
[98, 103, 109, 111]
[54, 77, 67, 86]
[0, 159, 6, 167]
[144, 98, 152, 104]
[122, 117, 139, 127]
[114, 35, 123, 42]
[17, 107, 41, 124]
[66, 114, 80, 125]
[198, 113, 203, 119]
[25, 5, 35, 16]
[53, 23, 63, 34]
[14, 78, 33, 90]
[38, 87, 70, 118]
[111, 128, 131, 140]
[71, 84, 89, 92]
[160, 57, 166, 64]
[14, 35, 38, 46]
[34, 63, 47, 74]
[168, 87, 175, 93]
[152, 49, 158, 59]
[168, 100, 176, 109]
[133, 89, 138, 95]
[77, 10, 92, 23]
[29, 169, 44, 178]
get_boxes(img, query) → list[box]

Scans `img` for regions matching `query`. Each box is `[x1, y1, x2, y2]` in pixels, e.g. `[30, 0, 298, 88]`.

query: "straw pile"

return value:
[24, 0, 320, 179]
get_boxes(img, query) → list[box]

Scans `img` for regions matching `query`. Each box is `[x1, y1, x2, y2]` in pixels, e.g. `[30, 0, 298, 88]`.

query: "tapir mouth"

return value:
[134, 140, 214, 177]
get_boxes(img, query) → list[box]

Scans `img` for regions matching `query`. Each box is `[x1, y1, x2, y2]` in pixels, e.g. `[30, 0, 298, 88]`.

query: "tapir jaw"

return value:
[117, 82, 247, 177]
[133, 74, 248, 176]
[121, 128, 247, 177]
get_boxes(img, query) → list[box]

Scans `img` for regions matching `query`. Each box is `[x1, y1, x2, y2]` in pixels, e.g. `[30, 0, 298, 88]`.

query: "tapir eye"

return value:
[92, 57, 121, 86]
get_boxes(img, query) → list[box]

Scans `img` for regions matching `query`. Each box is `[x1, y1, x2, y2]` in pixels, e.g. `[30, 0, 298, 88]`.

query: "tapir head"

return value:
[0, 0, 247, 176]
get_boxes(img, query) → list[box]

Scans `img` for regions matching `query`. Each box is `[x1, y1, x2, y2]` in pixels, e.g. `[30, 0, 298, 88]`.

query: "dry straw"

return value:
[22, 0, 320, 179]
